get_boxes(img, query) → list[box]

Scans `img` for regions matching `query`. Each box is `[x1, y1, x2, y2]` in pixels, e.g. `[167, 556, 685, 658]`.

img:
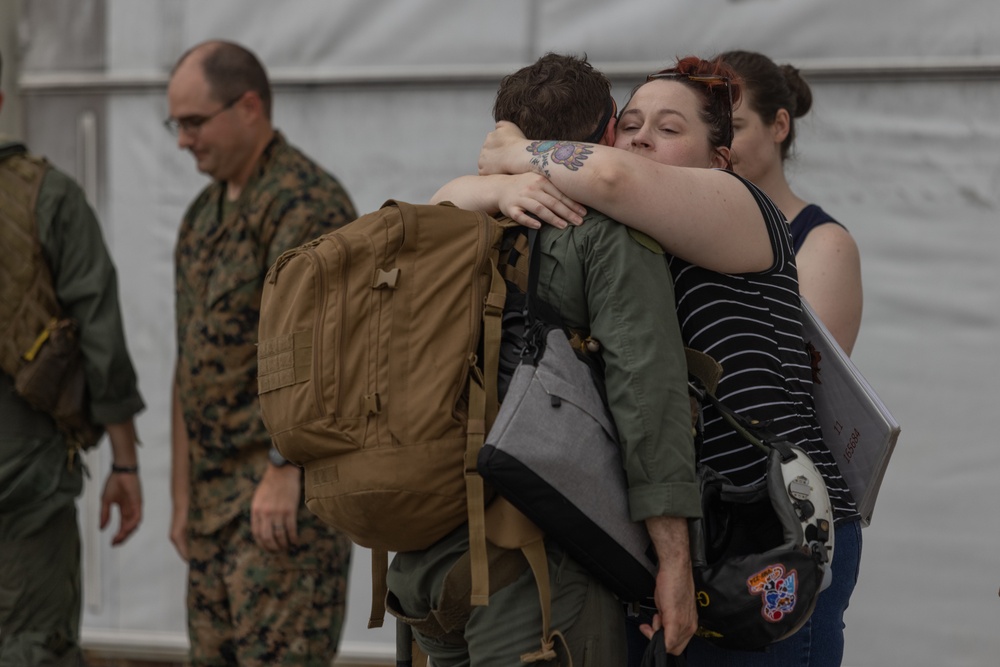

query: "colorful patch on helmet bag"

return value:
[747, 564, 798, 622]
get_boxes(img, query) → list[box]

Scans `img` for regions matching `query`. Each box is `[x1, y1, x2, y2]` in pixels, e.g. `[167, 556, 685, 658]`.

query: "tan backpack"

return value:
[258, 199, 512, 604]
[260, 202, 583, 662]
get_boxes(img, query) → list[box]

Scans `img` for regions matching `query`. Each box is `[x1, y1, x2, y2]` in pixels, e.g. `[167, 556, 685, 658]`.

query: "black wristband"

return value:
[111, 464, 139, 474]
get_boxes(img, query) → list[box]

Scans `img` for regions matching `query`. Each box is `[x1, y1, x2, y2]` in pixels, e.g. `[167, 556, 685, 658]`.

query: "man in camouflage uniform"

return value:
[166, 41, 356, 666]
[0, 50, 144, 666]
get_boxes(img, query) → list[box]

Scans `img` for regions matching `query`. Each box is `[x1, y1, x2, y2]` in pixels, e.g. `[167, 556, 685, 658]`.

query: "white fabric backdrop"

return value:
[14, 1, 1000, 664]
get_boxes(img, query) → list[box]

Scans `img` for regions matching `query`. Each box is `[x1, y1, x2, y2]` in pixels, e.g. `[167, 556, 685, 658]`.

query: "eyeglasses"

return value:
[584, 97, 618, 144]
[163, 94, 243, 136]
[645, 70, 734, 148]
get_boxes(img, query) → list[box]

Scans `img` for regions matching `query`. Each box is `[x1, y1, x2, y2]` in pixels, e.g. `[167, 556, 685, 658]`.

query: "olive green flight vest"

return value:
[0, 152, 58, 378]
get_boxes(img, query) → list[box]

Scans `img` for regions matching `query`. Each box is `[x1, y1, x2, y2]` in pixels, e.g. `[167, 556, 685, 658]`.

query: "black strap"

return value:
[524, 228, 564, 330]
[518, 228, 568, 366]
[694, 386, 795, 460]
[640, 630, 688, 667]
[583, 97, 617, 144]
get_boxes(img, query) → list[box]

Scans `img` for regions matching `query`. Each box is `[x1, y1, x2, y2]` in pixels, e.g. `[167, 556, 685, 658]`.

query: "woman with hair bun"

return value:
[722, 50, 863, 356]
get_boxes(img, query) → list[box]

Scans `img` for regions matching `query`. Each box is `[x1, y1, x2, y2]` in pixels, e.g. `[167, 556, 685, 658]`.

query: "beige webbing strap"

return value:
[517, 539, 571, 666]
[483, 500, 570, 666]
[410, 640, 428, 667]
[368, 548, 390, 629]
[685, 347, 723, 395]
[685, 347, 724, 432]
[465, 366, 490, 607]
[484, 497, 543, 548]
[482, 257, 507, 427]
[460, 254, 509, 609]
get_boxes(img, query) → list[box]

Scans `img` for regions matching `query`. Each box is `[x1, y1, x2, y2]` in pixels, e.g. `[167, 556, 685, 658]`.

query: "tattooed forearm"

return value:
[525, 140, 593, 176]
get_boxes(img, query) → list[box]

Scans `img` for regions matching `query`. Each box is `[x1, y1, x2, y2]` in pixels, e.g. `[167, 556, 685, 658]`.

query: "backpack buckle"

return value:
[373, 267, 400, 289]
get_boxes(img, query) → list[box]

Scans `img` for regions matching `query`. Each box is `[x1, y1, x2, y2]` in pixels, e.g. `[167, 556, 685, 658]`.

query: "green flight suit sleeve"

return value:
[538, 216, 700, 521]
[35, 167, 145, 425]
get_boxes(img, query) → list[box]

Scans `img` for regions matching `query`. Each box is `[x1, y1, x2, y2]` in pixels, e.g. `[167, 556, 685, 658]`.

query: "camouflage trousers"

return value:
[187, 506, 352, 667]
[0, 493, 83, 667]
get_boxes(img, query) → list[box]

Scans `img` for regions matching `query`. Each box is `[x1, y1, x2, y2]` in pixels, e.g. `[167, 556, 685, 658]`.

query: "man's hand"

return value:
[251, 463, 302, 553]
[100, 470, 142, 546]
[644, 516, 699, 655]
[102, 420, 143, 547]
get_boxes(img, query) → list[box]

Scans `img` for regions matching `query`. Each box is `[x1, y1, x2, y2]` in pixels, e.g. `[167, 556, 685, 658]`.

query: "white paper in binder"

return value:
[800, 298, 901, 527]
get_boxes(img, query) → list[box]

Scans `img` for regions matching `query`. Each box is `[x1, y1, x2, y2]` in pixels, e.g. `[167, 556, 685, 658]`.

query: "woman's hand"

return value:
[432, 170, 586, 229]
[497, 173, 586, 229]
[479, 121, 530, 175]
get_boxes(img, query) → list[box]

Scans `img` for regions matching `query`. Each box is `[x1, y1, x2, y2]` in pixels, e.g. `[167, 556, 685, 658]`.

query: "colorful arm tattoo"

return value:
[525, 140, 593, 176]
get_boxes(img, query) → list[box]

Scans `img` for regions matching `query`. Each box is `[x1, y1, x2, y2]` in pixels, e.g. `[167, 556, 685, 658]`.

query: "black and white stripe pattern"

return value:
[668, 174, 858, 523]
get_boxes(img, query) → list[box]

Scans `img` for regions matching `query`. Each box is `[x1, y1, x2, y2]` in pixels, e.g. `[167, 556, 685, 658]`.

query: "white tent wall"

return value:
[9, 0, 999, 665]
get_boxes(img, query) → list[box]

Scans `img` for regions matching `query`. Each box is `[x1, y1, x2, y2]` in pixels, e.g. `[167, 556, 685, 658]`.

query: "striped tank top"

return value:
[668, 173, 858, 524]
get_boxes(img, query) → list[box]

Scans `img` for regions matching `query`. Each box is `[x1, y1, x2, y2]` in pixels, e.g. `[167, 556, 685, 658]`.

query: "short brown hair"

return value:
[174, 40, 273, 120]
[493, 53, 611, 141]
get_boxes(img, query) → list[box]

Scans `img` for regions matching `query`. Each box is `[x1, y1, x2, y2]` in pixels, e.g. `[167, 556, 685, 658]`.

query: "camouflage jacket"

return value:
[175, 131, 356, 534]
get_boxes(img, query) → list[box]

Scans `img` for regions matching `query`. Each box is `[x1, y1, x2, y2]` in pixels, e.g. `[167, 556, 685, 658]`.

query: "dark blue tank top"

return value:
[788, 204, 845, 252]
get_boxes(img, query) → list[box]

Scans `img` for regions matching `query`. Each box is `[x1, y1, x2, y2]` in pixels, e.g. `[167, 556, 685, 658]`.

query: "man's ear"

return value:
[234, 90, 264, 123]
[599, 116, 617, 146]
[772, 108, 791, 144]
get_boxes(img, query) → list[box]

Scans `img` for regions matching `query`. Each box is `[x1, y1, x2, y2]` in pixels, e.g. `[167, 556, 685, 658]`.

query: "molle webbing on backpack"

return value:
[498, 227, 531, 292]
[0, 154, 57, 379]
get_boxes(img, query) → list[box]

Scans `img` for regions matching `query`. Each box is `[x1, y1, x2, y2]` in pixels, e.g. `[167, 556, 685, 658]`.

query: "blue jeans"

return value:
[626, 519, 863, 667]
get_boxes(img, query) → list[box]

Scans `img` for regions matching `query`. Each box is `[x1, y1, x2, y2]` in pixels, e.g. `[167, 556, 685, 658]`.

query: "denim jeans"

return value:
[626, 519, 863, 667]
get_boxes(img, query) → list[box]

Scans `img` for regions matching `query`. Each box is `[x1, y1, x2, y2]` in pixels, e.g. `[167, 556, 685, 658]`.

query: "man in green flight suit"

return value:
[166, 40, 357, 666]
[0, 49, 145, 667]
[387, 53, 702, 666]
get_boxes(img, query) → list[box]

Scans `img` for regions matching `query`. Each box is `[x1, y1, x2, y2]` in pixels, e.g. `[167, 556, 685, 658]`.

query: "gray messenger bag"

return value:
[477, 229, 657, 603]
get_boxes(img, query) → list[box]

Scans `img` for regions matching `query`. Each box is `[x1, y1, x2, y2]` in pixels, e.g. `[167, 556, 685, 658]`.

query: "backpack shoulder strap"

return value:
[466, 213, 510, 607]
[485, 498, 570, 664]
[367, 548, 390, 629]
